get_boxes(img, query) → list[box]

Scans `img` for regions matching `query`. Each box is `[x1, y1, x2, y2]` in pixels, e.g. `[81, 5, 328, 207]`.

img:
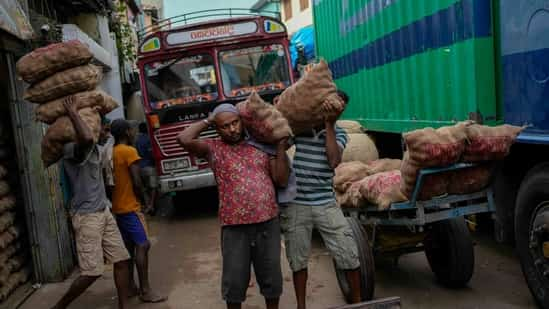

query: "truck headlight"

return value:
[162, 157, 190, 172]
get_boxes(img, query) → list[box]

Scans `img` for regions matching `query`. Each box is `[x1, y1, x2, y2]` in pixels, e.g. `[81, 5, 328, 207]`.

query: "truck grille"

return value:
[154, 123, 218, 157]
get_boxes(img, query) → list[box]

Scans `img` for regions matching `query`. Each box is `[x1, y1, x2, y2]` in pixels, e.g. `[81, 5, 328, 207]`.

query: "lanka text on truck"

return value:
[137, 10, 293, 194]
[312, 0, 549, 307]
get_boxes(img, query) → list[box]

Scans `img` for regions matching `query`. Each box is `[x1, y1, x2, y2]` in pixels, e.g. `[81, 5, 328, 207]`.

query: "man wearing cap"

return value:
[177, 104, 290, 309]
[110, 119, 166, 303]
[52, 98, 131, 309]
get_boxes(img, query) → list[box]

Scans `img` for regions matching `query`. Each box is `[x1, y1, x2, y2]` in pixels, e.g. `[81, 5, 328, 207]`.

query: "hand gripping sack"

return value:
[403, 122, 469, 167]
[358, 170, 407, 210]
[35, 90, 119, 124]
[16, 40, 93, 83]
[236, 92, 292, 144]
[23, 64, 102, 103]
[276, 60, 339, 134]
[463, 124, 524, 162]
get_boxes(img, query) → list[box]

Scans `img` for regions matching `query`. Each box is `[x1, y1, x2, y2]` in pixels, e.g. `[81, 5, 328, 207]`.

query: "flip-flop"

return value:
[139, 294, 167, 303]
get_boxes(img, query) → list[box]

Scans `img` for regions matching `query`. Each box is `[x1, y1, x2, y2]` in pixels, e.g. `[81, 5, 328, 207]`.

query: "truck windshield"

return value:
[219, 44, 290, 97]
[144, 54, 218, 110]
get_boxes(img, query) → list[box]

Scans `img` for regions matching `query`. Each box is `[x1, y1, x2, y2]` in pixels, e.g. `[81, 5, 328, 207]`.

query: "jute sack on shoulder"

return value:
[463, 124, 524, 162]
[236, 92, 292, 144]
[24, 64, 102, 103]
[41, 108, 101, 166]
[16, 40, 93, 84]
[276, 60, 339, 134]
[35, 90, 119, 124]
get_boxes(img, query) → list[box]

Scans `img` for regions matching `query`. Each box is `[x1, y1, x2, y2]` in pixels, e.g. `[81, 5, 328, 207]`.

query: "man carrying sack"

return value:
[177, 104, 290, 309]
[52, 97, 131, 309]
[279, 90, 363, 309]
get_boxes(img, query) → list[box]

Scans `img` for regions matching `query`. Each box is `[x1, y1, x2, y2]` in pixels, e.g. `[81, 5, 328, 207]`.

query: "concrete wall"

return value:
[281, 0, 312, 35]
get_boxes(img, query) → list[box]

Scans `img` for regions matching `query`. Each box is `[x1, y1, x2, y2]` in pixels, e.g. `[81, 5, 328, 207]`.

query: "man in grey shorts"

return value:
[280, 90, 362, 309]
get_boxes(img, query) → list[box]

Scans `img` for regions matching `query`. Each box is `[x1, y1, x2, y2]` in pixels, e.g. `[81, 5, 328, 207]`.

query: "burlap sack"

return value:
[333, 161, 370, 193]
[24, 64, 102, 103]
[448, 165, 492, 195]
[35, 90, 119, 124]
[0, 195, 16, 214]
[404, 122, 469, 167]
[338, 180, 365, 208]
[0, 181, 10, 198]
[237, 92, 292, 144]
[342, 134, 379, 164]
[337, 120, 363, 134]
[366, 159, 402, 175]
[16, 40, 93, 83]
[0, 267, 30, 301]
[0, 212, 15, 234]
[276, 60, 338, 134]
[0, 226, 20, 250]
[41, 108, 101, 166]
[400, 152, 449, 200]
[358, 170, 407, 210]
[463, 124, 524, 162]
[0, 243, 20, 265]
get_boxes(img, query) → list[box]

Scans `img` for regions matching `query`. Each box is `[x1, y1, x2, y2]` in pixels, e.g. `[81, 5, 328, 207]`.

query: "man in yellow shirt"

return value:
[110, 119, 166, 303]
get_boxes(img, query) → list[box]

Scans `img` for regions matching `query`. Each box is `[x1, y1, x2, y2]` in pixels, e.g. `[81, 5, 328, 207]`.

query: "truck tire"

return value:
[424, 217, 474, 288]
[515, 164, 549, 309]
[334, 217, 375, 303]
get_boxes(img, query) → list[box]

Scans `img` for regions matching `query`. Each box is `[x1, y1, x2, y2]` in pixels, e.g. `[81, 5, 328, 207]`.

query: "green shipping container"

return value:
[313, 0, 499, 133]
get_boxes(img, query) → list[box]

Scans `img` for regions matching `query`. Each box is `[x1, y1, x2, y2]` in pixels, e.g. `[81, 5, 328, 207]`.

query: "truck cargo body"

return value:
[313, 0, 549, 307]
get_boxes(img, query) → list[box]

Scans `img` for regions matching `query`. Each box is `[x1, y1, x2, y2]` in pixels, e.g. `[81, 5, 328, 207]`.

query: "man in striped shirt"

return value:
[280, 90, 362, 308]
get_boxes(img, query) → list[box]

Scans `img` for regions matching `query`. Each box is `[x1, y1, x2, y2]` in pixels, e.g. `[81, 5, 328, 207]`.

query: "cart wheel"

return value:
[334, 217, 375, 303]
[424, 217, 474, 288]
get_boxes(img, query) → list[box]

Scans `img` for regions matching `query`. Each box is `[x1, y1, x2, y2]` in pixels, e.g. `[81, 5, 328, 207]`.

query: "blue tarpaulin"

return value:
[289, 25, 315, 69]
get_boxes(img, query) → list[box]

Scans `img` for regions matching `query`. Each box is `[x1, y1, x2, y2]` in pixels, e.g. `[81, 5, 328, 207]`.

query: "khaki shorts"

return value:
[280, 202, 360, 272]
[72, 207, 130, 277]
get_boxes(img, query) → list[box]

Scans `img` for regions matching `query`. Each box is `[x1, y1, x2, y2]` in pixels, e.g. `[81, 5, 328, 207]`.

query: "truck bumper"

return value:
[158, 169, 216, 193]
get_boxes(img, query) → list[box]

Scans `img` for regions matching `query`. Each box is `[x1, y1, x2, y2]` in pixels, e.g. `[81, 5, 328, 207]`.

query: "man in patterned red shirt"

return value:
[177, 104, 290, 309]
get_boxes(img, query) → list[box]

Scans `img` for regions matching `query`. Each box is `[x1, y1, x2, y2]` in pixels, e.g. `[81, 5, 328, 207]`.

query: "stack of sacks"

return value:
[336, 159, 404, 209]
[276, 60, 342, 134]
[400, 122, 470, 199]
[0, 164, 28, 301]
[16, 41, 119, 166]
[237, 92, 292, 144]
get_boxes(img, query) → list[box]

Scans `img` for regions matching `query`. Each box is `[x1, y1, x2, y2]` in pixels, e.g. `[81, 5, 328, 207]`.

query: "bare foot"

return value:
[139, 291, 167, 303]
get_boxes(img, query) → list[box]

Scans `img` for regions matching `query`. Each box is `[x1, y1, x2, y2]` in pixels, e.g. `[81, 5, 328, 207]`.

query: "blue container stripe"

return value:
[502, 47, 549, 134]
[340, 0, 399, 36]
[329, 0, 492, 80]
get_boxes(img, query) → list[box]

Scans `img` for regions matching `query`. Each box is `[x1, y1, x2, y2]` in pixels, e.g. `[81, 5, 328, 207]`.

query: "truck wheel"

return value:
[424, 217, 474, 288]
[515, 165, 549, 309]
[334, 217, 375, 302]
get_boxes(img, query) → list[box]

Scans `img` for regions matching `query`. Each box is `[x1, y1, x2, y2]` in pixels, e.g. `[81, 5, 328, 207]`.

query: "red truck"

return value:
[137, 9, 293, 194]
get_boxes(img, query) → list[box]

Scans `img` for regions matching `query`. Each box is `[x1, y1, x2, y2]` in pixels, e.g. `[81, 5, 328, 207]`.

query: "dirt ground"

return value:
[20, 195, 537, 309]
